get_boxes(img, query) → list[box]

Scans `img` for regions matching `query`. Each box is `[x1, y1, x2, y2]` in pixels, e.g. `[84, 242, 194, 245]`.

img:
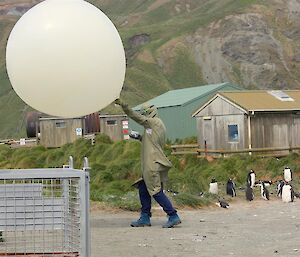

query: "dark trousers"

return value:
[138, 180, 177, 216]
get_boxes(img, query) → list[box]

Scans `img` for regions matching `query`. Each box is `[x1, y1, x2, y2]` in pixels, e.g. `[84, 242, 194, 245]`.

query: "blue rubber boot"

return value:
[130, 213, 151, 227]
[162, 213, 181, 228]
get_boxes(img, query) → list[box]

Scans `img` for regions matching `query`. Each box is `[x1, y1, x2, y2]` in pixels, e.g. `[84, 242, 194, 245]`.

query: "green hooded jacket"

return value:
[120, 103, 172, 195]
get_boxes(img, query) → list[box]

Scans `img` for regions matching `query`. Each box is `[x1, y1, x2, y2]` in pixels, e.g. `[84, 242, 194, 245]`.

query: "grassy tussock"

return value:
[0, 134, 299, 211]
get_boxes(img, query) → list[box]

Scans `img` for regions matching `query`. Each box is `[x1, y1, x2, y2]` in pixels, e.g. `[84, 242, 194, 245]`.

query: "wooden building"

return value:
[27, 111, 128, 147]
[129, 83, 242, 141]
[39, 117, 84, 148]
[99, 114, 128, 141]
[192, 90, 300, 152]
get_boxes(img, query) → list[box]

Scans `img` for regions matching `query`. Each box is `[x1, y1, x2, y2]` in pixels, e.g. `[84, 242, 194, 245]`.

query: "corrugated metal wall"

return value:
[129, 85, 240, 141]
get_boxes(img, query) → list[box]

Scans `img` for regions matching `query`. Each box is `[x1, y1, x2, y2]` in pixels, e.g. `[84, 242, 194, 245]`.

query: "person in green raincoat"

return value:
[115, 99, 181, 228]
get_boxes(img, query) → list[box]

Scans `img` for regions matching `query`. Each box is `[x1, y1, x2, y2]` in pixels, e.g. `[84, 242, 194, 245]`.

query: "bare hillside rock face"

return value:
[128, 34, 150, 48]
[0, 1, 41, 16]
[285, 1, 300, 64]
[187, 13, 290, 89]
[126, 34, 151, 59]
[287, 0, 300, 21]
[186, 1, 300, 89]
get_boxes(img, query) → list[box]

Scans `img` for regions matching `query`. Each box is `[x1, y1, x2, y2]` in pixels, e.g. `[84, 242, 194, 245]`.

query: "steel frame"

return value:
[0, 159, 90, 257]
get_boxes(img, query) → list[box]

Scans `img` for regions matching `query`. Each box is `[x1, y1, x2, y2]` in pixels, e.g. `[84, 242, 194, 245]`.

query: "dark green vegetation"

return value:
[0, 134, 299, 210]
[0, 17, 30, 139]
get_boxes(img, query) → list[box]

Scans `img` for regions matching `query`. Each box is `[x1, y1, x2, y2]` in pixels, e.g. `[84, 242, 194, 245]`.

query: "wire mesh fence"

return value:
[0, 165, 90, 257]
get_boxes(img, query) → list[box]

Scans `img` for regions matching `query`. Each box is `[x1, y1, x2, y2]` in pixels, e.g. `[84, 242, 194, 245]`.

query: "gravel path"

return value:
[91, 199, 300, 257]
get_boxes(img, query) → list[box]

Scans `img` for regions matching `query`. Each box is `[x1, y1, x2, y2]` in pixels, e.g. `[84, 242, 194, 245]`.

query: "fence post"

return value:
[69, 156, 74, 169]
[80, 158, 91, 257]
[63, 174, 70, 250]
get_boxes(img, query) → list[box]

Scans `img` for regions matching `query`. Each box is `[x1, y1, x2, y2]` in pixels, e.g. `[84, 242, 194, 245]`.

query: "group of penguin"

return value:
[209, 166, 297, 207]
[209, 177, 237, 198]
[245, 167, 295, 202]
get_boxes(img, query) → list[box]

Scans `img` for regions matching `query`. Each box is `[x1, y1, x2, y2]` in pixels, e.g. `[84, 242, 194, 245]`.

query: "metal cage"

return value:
[0, 158, 90, 257]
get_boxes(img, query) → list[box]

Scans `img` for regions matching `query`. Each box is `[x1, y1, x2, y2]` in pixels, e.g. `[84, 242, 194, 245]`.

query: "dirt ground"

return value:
[91, 199, 300, 257]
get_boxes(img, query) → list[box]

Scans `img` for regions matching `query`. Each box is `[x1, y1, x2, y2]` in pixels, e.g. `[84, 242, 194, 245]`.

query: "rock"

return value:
[128, 34, 151, 48]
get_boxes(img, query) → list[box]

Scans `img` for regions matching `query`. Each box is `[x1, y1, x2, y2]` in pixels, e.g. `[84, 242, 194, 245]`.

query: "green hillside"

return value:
[2, 0, 300, 138]
[0, 16, 28, 138]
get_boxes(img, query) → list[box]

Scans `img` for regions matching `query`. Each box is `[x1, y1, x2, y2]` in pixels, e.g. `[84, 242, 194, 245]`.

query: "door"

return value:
[203, 119, 215, 149]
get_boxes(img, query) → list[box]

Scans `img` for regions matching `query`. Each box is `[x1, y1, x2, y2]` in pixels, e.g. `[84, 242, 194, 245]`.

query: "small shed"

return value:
[192, 90, 300, 151]
[99, 114, 128, 141]
[39, 117, 84, 147]
[129, 83, 242, 141]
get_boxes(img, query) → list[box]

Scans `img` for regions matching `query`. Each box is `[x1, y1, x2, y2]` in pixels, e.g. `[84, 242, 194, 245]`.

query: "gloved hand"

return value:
[114, 98, 122, 105]
[115, 98, 128, 108]
[129, 130, 142, 141]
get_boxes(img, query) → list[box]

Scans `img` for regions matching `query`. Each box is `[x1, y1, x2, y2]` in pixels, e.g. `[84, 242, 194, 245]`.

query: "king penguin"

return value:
[209, 178, 218, 194]
[247, 170, 256, 188]
[282, 182, 294, 203]
[283, 167, 292, 182]
[226, 178, 236, 197]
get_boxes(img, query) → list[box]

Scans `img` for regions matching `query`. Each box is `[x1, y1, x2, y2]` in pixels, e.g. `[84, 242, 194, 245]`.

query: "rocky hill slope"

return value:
[1, 0, 300, 138]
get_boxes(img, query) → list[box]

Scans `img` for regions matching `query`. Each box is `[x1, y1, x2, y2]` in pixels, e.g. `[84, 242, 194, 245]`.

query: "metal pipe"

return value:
[247, 114, 252, 155]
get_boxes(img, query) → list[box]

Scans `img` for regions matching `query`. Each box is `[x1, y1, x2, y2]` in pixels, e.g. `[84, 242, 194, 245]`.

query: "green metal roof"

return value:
[133, 82, 240, 110]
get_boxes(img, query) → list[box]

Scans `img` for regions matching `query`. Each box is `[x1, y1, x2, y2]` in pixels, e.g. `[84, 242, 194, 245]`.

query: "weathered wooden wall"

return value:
[195, 96, 247, 150]
[251, 113, 300, 148]
[196, 95, 300, 151]
[99, 115, 127, 141]
[39, 118, 84, 148]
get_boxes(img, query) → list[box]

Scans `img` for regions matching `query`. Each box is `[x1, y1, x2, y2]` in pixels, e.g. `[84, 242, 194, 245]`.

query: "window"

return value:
[55, 121, 66, 128]
[106, 120, 117, 126]
[268, 90, 294, 102]
[228, 124, 238, 142]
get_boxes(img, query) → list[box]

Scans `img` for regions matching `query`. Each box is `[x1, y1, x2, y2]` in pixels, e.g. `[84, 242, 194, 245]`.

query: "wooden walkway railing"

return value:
[0, 138, 37, 148]
[171, 144, 300, 157]
[0, 134, 96, 148]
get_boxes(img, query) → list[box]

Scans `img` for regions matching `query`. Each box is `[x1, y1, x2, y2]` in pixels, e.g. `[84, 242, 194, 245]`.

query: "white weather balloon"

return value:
[6, 0, 126, 118]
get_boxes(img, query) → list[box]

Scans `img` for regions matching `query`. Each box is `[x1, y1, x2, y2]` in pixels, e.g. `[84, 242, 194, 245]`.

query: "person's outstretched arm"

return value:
[115, 98, 150, 127]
